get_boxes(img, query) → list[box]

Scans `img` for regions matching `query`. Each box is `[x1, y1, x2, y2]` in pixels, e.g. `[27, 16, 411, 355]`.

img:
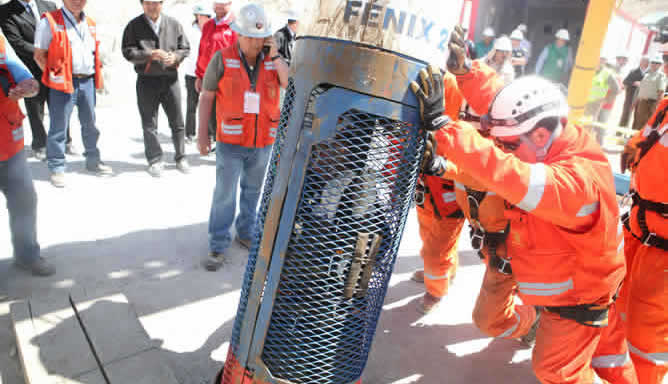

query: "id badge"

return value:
[244, 91, 260, 114]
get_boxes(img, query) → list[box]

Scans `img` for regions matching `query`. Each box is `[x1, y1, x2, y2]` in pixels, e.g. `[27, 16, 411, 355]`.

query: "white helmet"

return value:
[483, 27, 495, 38]
[285, 9, 300, 21]
[230, 3, 272, 38]
[650, 54, 663, 64]
[483, 76, 568, 137]
[555, 29, 570, 41]
[517, 24, 527, 34]
[510, 29, 524, 41]
[494, 36, 512, 52]
[192, 3, 213, 17]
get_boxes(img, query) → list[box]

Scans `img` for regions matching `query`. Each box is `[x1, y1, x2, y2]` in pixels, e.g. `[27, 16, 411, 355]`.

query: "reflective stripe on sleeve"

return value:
[516, 163, 547, 212]
[424, 271, 449, 281]
[591, 353, 631, 368]
[517, 278, 574, 297]
[455, 181, 466, 191]
[617, 239, 624, 254]
[576, 202, 600, 217]
[628, 343, 668, 365]
[498, 312, 520, 338]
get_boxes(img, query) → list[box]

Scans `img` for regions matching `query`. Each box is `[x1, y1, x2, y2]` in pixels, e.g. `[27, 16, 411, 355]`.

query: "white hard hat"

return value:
[650, 54, 663, 64]
[214, 0, 232, 4]
[193, 3, 213, 16]
[483, 27, 495, 38]
[517, 24, 527, 33]
[494, 36, 512, 52]
[285, 9, 300, 21]
[510, 29, 524, 41]
[230, 3, 272, 38]
[555, 29, 570, 41]
[484, 76, 568, 137]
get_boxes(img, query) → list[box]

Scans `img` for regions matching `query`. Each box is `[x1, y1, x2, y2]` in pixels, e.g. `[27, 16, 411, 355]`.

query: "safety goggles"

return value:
[479, 100, 561, 136]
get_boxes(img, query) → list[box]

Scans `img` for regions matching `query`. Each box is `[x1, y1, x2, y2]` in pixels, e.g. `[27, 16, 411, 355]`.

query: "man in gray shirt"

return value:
[632, 55, 666, 131]
[33, 0, 112, 188]
[122, 0, 190, 177]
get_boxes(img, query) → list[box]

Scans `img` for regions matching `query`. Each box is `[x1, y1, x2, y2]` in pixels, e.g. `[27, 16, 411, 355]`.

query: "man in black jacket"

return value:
[122, 0, 190, 177]
[0, 0, 76, 159]
[273, 10, 298, 66]
[619, 56, 649, 127]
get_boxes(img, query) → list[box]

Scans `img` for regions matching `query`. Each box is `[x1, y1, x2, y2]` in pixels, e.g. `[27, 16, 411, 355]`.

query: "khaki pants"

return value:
[632, 99, 658, 131]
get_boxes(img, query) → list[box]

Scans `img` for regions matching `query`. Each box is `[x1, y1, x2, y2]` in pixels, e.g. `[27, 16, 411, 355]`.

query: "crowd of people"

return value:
[1, 1, 667, 383]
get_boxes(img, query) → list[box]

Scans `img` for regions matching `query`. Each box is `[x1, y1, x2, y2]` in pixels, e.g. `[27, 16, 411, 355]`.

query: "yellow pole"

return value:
[567, 0, 617, 123]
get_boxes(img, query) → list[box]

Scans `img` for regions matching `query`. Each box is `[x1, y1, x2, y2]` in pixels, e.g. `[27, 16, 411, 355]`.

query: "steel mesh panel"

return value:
[227, 79, 297, 361]
[260, 108, 424, 384]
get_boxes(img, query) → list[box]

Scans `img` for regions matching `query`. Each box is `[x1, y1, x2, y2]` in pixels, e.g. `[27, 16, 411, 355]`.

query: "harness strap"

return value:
[633, 104, 668, 168]
[545, 303, 610, 328]
[623, 192, 668, 251]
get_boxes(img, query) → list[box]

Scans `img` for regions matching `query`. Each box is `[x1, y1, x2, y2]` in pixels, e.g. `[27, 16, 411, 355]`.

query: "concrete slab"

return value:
[102, 349, 179, 384]
[10, 299, 101, 384]
[70, 293, 155, 367]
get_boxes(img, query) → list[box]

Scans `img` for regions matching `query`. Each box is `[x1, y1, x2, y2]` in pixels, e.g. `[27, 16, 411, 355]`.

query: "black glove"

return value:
[421, 132, 447, 176]
[447, 25, 471, 75]
[410, 65, 452, 132]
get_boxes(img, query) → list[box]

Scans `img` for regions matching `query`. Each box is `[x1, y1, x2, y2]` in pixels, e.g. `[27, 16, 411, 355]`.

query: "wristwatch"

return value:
[271, 55, 282, 62]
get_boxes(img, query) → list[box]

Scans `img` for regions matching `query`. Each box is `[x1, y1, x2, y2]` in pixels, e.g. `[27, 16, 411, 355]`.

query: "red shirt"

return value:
[195, 16, 238, 79]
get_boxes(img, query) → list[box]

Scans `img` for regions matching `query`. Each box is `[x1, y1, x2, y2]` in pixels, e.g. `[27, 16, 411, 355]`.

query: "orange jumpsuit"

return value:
[442, 62, 537, 339]
[436, 62, 637, 384]
[619, 97, 668, 384]
[416, 72, 466, 298]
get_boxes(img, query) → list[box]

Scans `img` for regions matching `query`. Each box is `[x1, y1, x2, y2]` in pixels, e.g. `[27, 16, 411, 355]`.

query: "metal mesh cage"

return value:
[259, 108, 424, 384]
[227, 78, 298, 362]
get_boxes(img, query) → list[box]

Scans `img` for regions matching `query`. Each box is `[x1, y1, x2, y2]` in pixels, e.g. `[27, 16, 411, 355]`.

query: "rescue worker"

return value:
[475, 27, 495, 60]
[483, 35, 514, 84]
[411, 71, 466, 314]
[535, 28, 573, 85]
[412, 26, 637, 383]
[0, 31, 55, 276]
[585, 57, 620, 125]
[617, 48, 668, 384]
[197, 3, 288, 271]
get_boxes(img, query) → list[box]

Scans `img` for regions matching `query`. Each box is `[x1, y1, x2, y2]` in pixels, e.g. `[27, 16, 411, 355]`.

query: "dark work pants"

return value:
[208, 99, 217, 140]
[24, 82, 71, 150]
[619, 88, 636, 127]
[184, 75, 199, 138]
[136, 75, 186, 165]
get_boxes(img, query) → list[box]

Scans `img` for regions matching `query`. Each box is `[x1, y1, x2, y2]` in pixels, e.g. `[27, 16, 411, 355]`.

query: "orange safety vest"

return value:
[41, 10, 103, 94]
[216, 46, 280, 148]
[441, 61, 625, 308]
[0, 37, 26, 161]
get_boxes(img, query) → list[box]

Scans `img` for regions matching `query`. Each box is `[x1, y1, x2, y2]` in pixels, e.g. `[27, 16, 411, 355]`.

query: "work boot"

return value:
[87, 161, 113, 176]
[236, 237, 251, 250]
[147, 161, 164, 178]
[519, 307, 542, 347]
[418, 292, 442, 314]
[411, 270, 425, 284]
[176, 159, 191, 174]
[205, 252, 225, 271]
[33, 147, 46, 161]
[50, 172, 65, 188]
[14, 257, 56, 277]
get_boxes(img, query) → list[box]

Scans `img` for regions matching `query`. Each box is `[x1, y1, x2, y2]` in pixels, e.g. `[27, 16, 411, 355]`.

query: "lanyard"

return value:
[238, 46, 262, 91]
[62, 11, 86, 42]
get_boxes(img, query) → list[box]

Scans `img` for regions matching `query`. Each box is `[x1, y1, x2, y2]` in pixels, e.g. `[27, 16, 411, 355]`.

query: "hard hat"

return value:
[230, 3, 272, 38]
[493, 36, 512, 52]
[510, 29, 524, 41]
[214, 0, 232, 4]
[192, 3, 213, 16]
[650, 54, 663, 64]
[616, 53, 628, 59]
[285, 9, 300, 21]
[555, 29, 569, 41]
[517, 24, 527, 33]
[483, 27, 495, 38]
[482, 76, 568, 137]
